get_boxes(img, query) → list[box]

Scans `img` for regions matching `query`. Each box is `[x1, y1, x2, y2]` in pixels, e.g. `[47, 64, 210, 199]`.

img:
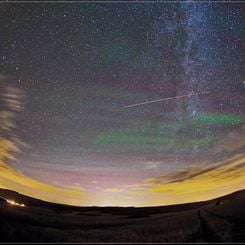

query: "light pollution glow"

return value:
[0, 137, 244, 207]
[0, 3, 244, 208]
[6, 199, 25, 207]
[0, 84, 244, 207]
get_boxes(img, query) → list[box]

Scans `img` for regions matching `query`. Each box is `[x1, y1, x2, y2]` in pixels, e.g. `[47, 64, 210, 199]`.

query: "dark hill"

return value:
[0, 188, 244, 243]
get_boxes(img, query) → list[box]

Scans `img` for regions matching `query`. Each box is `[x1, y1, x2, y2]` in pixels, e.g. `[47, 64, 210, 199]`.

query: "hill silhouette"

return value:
[0, 188, 244, 243]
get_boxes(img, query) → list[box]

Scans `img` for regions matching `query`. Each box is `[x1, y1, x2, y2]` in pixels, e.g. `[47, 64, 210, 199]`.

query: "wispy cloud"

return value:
[0, 159, 87, 206]
[143, 161, 162, 170]
[105, 188, 125, 193]
[100, 126, 245, 206]
[122, 153, 245, 206]
[0, 80, 244, 207]
[0, 83, 87, 206]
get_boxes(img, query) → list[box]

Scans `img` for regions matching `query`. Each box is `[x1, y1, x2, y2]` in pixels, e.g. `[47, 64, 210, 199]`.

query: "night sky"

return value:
[0, 2, 244, 206]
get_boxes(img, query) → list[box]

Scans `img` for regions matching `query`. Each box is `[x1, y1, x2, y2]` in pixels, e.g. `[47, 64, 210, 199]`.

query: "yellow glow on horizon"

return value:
[1, 83, 244, 207]
[0, 137, 87, 206]
[0, 158, 87, 206]
[126, 154, 245, 206]
[1, 134, 244, 207]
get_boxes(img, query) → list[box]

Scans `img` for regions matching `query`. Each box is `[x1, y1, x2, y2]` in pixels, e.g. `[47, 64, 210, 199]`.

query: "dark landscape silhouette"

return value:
[0, 188, 244, 243]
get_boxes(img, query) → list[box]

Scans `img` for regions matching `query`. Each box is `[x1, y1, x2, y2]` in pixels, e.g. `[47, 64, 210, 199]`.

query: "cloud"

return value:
[0, 83, 244, 207]
[0, 158, 87, 206]
[105, 188, 125, 193]
[106, 127, 245, 206]
[213, 124, 245, 155]
[143, 161, 162, 170]
[0, 84, 87, 206]
[126, 153, 245, 206]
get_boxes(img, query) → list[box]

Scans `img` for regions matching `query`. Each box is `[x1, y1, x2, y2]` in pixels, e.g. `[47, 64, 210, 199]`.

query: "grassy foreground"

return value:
[0, 189, 244, 243]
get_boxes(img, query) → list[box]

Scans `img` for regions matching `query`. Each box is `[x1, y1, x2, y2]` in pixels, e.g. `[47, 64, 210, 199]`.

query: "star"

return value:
[0, 1, 243, 207]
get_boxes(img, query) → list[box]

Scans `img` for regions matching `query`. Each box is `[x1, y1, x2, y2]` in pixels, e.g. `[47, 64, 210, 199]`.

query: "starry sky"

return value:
[0, 2, 244, 206]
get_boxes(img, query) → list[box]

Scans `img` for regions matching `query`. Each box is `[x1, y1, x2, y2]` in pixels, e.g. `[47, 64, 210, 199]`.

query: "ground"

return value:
[0, 189, 244, 243]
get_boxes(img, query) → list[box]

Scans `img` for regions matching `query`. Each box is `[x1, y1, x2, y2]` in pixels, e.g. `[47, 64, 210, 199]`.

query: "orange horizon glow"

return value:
[0, 148, 244, 207]
[0, 84, 244, 207]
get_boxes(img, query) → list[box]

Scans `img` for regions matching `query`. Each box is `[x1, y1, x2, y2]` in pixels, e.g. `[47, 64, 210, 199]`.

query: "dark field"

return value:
[0, 189, 244, 243]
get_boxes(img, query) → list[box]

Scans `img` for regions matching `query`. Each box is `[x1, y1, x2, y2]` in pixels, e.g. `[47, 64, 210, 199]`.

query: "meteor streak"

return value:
[123, 91, 210, 108]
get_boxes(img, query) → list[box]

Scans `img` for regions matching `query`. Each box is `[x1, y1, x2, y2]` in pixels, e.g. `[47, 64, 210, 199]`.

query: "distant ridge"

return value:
[0, 188, 244, 211]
